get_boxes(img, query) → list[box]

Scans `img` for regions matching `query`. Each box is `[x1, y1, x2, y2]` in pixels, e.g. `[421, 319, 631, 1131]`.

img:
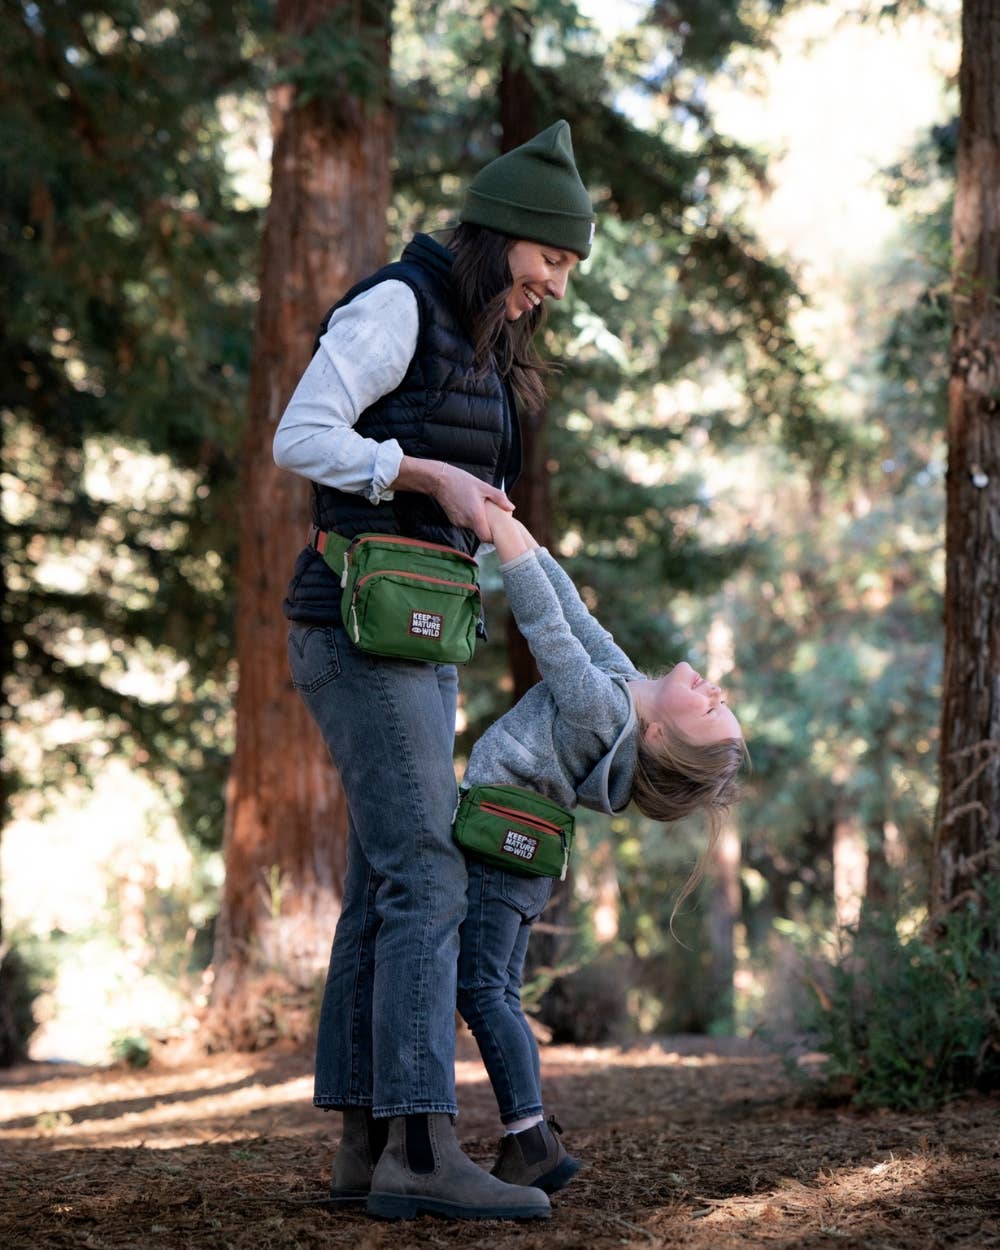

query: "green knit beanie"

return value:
[460, 119, 595, 259]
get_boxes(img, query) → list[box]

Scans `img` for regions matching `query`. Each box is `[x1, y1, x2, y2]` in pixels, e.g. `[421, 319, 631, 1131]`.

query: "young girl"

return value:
[456, 503, 745, 1193]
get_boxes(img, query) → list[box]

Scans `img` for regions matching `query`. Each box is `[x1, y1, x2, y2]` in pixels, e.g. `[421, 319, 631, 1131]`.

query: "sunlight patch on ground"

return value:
[533, 1041, 775, 1070]
[681, 1152, 943, 1242]
[0, 1070, 313, 1151]
[0, 1060, 260, 1119]
[0, 1039, 780, 1153]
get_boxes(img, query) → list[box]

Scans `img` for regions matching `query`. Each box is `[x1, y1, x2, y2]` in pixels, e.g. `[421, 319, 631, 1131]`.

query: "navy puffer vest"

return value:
[283, 233, 522, 624]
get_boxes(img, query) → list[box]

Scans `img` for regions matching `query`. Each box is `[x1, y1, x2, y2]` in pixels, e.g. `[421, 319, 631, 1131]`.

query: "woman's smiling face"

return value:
[504, 240, 579, 320]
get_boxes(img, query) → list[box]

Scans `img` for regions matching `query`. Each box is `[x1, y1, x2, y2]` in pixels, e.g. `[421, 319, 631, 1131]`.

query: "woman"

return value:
[274, 121, 594, 1221]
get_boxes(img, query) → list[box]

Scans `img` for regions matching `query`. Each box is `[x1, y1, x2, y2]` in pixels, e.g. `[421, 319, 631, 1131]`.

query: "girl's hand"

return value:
[485, 499, 530, 563]
[513, 519, 540, 551]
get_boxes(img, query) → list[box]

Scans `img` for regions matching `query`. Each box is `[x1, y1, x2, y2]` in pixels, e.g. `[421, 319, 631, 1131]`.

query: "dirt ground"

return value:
[1, 1030, 998, 1250]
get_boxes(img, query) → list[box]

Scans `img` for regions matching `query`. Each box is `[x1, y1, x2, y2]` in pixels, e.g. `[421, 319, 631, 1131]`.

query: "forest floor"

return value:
[0, 1030, 997, 1250]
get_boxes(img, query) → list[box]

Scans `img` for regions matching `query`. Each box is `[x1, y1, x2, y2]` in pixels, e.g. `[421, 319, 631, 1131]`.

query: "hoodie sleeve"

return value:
[534, 548, 640, 678]
[500, 552, 631, 729]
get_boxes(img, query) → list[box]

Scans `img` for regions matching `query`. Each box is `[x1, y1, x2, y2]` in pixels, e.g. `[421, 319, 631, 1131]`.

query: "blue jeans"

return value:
[287, 621, 467, 1117]
[457, 858, 553, 1123]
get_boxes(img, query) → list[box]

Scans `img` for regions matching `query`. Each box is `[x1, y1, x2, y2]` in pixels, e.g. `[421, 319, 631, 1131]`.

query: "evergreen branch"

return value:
[13, 6, 107, 159]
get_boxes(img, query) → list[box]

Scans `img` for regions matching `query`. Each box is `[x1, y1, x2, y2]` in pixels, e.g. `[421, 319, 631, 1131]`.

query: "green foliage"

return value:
[645, 0, 790, 73]
[396, 0, 946, 1042]
[715, 102, 956, 948]
[275, 1, 391, 114]
[1, 0, 263, 846]
[0, 936, 53, 1065]
[805, 881, 1000, 1108]
[1, 0, 966, 1061]
[394, 0, 835, 746]
[111, 1033, 152, 1068]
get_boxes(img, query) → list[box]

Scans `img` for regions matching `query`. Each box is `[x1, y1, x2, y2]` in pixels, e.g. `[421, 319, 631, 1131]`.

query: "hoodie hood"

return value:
[575, 678, 640, 815]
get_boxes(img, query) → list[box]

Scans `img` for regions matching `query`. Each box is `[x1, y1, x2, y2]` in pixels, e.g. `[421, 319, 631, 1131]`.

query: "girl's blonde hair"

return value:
[633, 723, 748, 925]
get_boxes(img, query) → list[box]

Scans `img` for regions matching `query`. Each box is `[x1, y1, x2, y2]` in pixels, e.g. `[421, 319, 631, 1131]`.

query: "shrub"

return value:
[111, 1034, 153, 1068]
[805, 875, 1000, 1108]
[0, 938, 51, 1066]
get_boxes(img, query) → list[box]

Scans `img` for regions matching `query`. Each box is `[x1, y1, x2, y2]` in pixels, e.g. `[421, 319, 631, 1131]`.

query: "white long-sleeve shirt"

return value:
[272, 280, 420, 504]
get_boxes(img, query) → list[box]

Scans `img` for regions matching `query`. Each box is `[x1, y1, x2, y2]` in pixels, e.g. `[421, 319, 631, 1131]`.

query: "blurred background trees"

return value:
[1, 0, 264, 1061]
[3, 0, 995, 1103]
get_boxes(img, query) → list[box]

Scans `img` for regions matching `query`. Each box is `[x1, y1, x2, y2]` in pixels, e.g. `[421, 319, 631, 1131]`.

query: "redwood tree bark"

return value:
[499, 8, 551, 702]
[209, 0, 393, 1045]
[932, 0, 1000, 917]
[707, 824, 741, 1030]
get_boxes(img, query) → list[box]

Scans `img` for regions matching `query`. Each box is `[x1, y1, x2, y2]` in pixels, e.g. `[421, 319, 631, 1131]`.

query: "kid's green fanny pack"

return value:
[316, 529, 482, 665]
[453, 784, 576, 880]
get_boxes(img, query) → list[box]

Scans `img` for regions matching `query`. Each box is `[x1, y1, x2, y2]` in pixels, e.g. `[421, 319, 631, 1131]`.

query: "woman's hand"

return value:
[391, 456, 514, 542]
[434, 465, 514, 542]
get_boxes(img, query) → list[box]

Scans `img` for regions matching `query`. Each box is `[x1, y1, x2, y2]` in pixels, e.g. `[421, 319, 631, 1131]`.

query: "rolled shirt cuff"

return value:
[367, 439, 404, 504]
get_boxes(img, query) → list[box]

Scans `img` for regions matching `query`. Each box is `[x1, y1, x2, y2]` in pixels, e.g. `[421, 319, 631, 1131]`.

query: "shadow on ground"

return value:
[1, 1035, 997, 1249]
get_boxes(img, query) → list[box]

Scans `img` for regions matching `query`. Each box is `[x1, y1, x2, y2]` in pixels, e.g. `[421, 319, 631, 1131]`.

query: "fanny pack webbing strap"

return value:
[309, 526, 351, 564]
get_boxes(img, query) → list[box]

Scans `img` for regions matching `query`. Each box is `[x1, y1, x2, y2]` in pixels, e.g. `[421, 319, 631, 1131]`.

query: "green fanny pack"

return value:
[317, 530, 482, 665]
[453, 784, 576, 880]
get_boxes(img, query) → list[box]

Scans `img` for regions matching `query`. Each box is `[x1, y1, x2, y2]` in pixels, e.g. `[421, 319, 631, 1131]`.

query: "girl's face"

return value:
[504, 240, 579, 320]
[638, 662, 742, 747]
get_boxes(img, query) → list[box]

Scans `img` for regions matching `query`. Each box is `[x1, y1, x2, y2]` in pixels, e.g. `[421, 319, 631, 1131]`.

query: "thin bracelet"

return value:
[434, 460, 449, 495]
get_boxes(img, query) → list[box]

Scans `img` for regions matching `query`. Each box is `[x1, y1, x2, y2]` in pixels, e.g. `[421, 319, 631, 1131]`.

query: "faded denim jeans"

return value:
[457, 858, 552, 1123]
[287, 620, 467, 1117]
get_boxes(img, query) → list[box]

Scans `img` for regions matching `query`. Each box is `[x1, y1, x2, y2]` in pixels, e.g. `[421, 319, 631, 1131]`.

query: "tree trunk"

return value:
[832, 797, 867, 932]
[707, 823, 741, 1031]
[932, 0, 1000, 918]
[505, 402, 554, 697]
[499, 7, 550, 703]
[209, 0, 393, 1047]
[705, 617, 740, 1029]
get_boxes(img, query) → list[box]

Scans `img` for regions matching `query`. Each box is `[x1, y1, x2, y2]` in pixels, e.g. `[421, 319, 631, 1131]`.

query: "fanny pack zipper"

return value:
[354, 569, 480, 594]
[479, 802, 563, 837]
[344, 535, 478, 587]
[349, 569, 480, 643]
[349, 534, 478, 565]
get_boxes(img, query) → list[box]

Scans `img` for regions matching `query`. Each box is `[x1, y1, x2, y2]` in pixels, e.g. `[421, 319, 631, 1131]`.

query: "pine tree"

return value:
[208, 0, 394, 1044]
[0, 0, 261, 1061]
[932, 0, 1000, 919]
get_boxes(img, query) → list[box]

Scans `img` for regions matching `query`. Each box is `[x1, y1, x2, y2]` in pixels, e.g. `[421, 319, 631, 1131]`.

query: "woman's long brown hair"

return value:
[445, 223, 551, 416]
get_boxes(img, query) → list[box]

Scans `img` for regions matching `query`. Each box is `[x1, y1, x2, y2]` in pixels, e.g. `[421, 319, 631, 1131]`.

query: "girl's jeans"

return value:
[287, 620, 467, 1118]
[457, 858, 553, 1123]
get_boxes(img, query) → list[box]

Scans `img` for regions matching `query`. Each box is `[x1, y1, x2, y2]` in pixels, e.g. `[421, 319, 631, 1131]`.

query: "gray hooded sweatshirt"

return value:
[464, 548, 643, 814]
